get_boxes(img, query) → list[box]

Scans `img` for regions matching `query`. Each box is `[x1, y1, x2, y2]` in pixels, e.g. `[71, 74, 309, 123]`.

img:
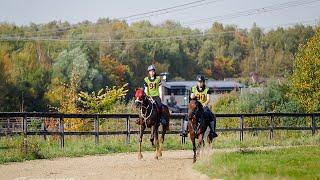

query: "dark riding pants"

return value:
[203, 106, 217, 136]
[151, 96, 168, 125]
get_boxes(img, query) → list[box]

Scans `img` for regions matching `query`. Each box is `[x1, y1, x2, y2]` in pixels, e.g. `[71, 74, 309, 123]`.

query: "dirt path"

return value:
[0, 145, 306, 180]
[0, 150, 210, 180]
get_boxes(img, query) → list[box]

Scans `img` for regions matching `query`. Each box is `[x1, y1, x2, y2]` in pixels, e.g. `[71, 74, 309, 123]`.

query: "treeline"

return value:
[0, 19, 317, 111]
[213, 28, 320, 118]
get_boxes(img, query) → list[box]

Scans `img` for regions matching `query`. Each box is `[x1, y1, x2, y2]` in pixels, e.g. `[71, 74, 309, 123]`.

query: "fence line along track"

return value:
[0, 112, 318, 149]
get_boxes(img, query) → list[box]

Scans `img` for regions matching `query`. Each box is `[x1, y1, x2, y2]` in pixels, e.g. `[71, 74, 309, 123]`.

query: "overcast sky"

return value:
[1, 0, 319, 30]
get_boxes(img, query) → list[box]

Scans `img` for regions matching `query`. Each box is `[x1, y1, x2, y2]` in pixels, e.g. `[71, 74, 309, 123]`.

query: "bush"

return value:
[212, 80, 306, 128]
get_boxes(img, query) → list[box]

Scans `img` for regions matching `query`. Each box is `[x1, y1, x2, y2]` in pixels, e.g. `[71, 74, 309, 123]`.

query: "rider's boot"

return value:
[208, 120, 218, 138]
[158, 104, 167, 126]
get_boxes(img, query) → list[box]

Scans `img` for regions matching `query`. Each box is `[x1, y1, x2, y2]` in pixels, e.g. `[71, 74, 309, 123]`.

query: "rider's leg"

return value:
[204, 107, 218, 138]
[154, 96, 168, 125]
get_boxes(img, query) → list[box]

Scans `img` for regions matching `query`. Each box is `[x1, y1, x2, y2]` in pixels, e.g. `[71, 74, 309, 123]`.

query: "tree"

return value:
[78, 84, 128, 113]
[99, 55, 132, 87]
[290, 28, 320, 112]
[52, 46, 102, 91]
[212, 57, 235, 80]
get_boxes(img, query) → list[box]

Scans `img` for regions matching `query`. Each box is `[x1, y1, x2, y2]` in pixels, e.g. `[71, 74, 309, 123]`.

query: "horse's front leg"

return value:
[154, 125, 161, 159]
[197, 133, 204, 158]
[159, 124, 167, 157]
[150, 125, 155, 148]
[138, 121, 146, 160]
[191, 135, 197, 163]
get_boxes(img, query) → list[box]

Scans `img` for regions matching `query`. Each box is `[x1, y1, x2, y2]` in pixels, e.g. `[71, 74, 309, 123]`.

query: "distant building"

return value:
[161, 80, 245, 112]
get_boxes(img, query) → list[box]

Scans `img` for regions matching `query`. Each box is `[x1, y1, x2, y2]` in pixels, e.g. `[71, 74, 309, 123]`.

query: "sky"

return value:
[0, 0, 320, 30]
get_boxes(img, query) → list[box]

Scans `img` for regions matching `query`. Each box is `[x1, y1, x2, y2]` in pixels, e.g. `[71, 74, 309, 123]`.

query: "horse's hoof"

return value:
[138, 153, 143, 160]
[155, 156, 159, 160]
[193, 159, 197, 163]
[156, 151, 162, 158]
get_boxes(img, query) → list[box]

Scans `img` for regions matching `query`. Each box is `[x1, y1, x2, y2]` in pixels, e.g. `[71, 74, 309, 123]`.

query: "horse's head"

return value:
[134, 88, 146, 105]
[188, 100, 200, 124]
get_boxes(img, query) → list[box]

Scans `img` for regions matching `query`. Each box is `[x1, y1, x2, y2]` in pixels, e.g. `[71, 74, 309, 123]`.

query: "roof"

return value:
[163, 80, 245, 90]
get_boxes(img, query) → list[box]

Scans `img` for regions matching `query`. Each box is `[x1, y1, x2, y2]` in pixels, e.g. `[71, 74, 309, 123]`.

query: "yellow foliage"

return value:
[79, 84, 128, 113]
[290, 28, 320, 112]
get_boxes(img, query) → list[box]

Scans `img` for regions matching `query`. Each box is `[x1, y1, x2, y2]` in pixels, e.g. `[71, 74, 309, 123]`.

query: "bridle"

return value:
[135, 95, 154, 126]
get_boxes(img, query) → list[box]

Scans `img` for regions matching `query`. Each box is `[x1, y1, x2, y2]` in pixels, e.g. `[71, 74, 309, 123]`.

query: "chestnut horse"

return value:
[134, 88, 170, 160]
[188, 99, 213, 163]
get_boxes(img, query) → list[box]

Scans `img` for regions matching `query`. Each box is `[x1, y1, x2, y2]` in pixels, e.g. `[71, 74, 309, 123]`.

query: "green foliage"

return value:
[52, 45, 102, 91]
[289, 28, 320, 112]
[78, 84, 128, 113]
[0, 20, 317, 111]
[212, 80, 304, 128]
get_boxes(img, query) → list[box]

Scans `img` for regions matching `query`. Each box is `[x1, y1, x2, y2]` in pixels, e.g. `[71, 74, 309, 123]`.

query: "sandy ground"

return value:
[0, 145, 305, 180]
[0, 150, 210, 180]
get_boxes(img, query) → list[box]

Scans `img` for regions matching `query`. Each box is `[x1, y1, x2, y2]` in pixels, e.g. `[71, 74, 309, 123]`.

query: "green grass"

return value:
[212, 131, 320, 149]
[194, 145, 320, 179]
[0, 131, 319, 164]
[0, 135, 187, 164]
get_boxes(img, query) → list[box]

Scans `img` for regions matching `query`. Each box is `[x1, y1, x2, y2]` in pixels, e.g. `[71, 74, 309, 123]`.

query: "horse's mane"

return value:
[190, 99, 201, 106]
[189, 99, 203, 113]
[135, 87, 145, 93]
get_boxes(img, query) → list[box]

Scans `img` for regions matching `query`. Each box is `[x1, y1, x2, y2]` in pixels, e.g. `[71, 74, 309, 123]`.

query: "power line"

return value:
[3, 0, 316, 37]
[126, 0, 224, 22]
[1, 18, 318, 43]
[182, 0, 320, 26]
[2, 0, 219, 36]
[119, 0, 206, 20]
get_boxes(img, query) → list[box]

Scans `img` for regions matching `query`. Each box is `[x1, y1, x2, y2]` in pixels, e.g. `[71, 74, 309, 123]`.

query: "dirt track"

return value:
[0, 150, 210, 180]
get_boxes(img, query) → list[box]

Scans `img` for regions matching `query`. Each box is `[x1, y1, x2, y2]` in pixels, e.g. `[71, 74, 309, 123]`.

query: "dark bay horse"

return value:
[134, 88, 170, 160]
[187, 99, 213, 163]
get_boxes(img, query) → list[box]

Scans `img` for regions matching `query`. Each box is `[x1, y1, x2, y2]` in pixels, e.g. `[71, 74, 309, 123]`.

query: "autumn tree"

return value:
[289, 28, 320, 112]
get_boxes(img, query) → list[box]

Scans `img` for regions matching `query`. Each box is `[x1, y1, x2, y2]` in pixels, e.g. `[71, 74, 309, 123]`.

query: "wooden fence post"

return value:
[312, 114, 316, 135]
[240, 115, 244, 141]
[126, 116, 131, 145]
[23, 114, 28, 154]
[94, 115, 99, 145]
[41, 119, 47, 141]
[59, 115, 64, 148]
[269, 114, 274, 139]
[6, 117, 10, 133]
[181, 117, 186, 145]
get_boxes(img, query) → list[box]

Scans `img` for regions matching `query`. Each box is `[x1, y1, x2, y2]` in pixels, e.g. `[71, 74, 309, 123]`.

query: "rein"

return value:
[140, 100, 153, 120]
[137, 97, 154, 127]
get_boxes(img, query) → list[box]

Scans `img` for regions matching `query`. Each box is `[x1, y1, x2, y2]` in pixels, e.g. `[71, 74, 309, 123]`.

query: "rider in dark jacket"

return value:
[181, 75, 218, 138]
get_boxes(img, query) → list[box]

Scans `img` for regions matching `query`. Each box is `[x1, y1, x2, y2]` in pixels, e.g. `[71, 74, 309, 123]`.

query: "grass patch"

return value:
[0, 135, 189, 164]
[213, 131, 320, 149]
[194, 145, 320, 179]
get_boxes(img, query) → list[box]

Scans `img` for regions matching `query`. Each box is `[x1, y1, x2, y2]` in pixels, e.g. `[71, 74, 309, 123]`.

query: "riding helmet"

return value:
[147, 64, 156, 72]
[196, 75, 206, 82]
